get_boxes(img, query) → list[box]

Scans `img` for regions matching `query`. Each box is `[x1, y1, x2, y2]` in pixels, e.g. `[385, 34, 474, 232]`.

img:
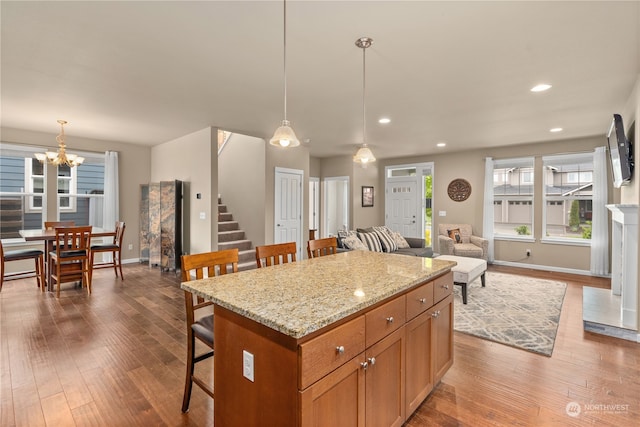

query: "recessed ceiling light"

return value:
[550, 127, 563, 133]
[378, 118, 391, 124]
[436, 142, 446, 148]
[531, 84, 552, 92]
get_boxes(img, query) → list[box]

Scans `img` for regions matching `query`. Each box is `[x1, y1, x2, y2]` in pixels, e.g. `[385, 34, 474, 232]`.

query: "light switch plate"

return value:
[243, 350, 254, 382]
[199, 212, 206, 220]
[439, 211, 447, 217]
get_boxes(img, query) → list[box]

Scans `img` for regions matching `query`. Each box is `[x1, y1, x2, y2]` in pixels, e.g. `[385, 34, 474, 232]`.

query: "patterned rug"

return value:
[453, 271, 567, 357]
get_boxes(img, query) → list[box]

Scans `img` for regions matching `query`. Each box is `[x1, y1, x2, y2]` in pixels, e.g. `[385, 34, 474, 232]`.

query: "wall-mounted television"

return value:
[607, 113, 634, 188]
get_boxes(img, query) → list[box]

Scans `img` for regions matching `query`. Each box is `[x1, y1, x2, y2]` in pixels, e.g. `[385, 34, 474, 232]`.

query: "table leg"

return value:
[44, 240, 53, 291]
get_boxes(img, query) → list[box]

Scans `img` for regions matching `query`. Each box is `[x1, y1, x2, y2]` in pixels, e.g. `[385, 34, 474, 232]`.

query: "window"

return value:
[25, 159, 78, 211]
[0, 142, 104, 237]
[492, 157, 534, 238]
[542, 153, 594, 242]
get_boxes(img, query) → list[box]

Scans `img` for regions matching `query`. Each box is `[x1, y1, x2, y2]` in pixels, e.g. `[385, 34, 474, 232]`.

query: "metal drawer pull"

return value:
[386, 316, 394, 323]
[361, 361, 368, 370]
[336, 345, 345, 354]
[368, 357, 376, 366]
[419, 298, 427, 304]
[442, 285, 449, 290]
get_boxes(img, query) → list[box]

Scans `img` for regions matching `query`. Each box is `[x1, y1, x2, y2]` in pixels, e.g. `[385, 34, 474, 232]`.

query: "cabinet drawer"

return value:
[433, 271, 453, 303]
[365, 295, 406, 347]
[406, 280, 434, 320]
[299, 316, 365, 389]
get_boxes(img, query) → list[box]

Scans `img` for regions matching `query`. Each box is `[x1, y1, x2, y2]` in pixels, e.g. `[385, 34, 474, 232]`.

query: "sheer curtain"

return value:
[590, 146, 608, 276]
[101, 151, 119, 264]
[482, 157, 494, 262]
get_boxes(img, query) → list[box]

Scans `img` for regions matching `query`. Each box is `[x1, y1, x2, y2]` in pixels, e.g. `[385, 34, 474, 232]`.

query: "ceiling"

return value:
[2, 1, 639, 160]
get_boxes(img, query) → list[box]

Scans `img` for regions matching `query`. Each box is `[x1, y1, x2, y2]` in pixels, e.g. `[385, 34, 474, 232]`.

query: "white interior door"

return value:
[274, 167, 303, 259]
[323, 176, 349, 237]
[309, 177, 320, 235]
[386, 178, 419, 237]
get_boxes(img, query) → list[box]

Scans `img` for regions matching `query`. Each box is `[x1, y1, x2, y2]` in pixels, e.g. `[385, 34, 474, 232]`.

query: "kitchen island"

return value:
[181, 250, 456, 426]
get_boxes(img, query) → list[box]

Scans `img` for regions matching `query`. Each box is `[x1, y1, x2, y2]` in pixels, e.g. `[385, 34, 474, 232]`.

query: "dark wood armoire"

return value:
[139, 180, 183, 271]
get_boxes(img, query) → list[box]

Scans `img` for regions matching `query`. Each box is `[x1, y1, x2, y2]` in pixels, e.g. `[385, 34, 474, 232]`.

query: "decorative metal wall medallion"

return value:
[447, 178, 471, 202]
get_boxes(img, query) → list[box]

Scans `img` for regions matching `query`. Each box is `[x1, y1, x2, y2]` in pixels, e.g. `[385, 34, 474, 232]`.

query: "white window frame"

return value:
[24, 159, 78, 212]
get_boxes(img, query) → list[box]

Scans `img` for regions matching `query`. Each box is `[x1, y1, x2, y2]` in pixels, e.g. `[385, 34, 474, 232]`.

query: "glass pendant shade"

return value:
[269, 120, 300, 148]
[271, 0, 299, 149]
[353, 37, 376, 166]
[353, 144, 376, 165]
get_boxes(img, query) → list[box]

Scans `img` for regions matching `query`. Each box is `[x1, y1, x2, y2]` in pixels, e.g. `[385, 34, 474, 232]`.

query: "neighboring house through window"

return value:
[542, 152, 594, 244]
[492, 157, 535, 239]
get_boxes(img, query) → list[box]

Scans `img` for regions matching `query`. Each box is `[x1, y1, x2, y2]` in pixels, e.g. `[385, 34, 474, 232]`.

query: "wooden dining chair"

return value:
[49, 226, 92, 297]
[255, 242, 297, 268]
[0, 241, 45, 292]
[90, 221, 125, 283]
[307, 237, 338, 259]
[180, 248, 239, 413]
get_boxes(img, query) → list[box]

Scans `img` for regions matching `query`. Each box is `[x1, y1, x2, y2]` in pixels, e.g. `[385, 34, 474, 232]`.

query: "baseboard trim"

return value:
[491, 260, 600, 277]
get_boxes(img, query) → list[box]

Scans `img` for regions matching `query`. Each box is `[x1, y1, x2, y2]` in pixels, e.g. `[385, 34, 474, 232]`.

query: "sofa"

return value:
[437, 223, 488, 260]
[337, 226, 433, 258]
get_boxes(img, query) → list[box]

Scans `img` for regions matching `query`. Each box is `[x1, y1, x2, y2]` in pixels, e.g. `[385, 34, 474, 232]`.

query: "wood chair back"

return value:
[90, 221, 126, 282]
[307, 237, 338, 259]
[50, 226, 93, 297]
[44, 221, 75, 230]
[180, 248, 239, 412]
[255, 242, 297, 268]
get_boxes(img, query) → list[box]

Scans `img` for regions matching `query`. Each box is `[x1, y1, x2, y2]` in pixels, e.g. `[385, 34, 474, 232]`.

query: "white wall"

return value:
[218, 133, 266, 246]
[151, 127, 217, 255]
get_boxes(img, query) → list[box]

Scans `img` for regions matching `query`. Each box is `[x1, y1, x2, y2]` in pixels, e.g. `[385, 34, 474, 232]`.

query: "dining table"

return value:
[19, 227, 113, 291]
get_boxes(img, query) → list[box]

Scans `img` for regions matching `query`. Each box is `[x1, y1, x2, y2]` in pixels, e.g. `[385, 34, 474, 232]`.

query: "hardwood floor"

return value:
[1, 263, 638, 426]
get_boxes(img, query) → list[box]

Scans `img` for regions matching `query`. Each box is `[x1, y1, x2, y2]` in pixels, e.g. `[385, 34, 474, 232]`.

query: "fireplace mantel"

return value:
[605, 204, 638, 330]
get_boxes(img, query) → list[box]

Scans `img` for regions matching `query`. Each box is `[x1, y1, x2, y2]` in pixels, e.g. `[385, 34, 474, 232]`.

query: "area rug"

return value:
[453, 271, 567, 357]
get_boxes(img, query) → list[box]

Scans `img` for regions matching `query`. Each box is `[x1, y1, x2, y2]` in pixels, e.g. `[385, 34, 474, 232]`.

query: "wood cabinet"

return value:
[432, 294, 454, 383]
[405, 272, 453, 416]
[213, 269, 454, 427]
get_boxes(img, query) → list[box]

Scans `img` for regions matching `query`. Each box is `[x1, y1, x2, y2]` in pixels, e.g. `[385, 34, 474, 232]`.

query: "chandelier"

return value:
[269, 0, 300, 148]
[353, 37, 376, 166]
[35, 120, 84, 167]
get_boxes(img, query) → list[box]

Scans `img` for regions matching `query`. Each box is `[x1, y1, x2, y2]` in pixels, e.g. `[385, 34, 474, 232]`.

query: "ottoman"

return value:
[436, 255, 487, 304]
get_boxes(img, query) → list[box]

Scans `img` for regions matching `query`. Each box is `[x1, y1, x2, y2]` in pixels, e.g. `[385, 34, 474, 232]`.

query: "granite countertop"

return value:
[181, 250, 456, 339]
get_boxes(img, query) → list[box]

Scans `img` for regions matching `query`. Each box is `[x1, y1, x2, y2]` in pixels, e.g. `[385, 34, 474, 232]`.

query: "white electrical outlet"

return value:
[243, 350, 254, 382]
[199, 212, 206, 220]
[128, 243, 133, 250]
[439, 210, 447, 217]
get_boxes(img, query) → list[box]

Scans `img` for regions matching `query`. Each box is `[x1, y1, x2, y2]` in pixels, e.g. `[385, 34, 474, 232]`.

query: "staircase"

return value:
[217, 198, 256, 271]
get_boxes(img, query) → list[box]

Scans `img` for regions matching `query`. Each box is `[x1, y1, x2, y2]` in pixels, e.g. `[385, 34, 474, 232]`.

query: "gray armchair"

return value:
[437, 223, 488, 260]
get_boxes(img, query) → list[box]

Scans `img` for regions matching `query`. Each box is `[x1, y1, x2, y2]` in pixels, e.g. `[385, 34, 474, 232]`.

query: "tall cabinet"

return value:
[139, 180, 183, 271]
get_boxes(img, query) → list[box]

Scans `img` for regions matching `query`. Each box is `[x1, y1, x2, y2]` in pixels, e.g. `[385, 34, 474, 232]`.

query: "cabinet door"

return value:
[300, 355, 365, 427]
[405, 309, 434, 415]
[432, 294, 453, 383]
[365, 327, 405, 427]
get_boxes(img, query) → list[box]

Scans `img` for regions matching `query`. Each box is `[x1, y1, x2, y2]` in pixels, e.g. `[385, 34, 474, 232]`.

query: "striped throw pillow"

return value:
[357, 232, 383, 252]
[373, 226, 398, 252]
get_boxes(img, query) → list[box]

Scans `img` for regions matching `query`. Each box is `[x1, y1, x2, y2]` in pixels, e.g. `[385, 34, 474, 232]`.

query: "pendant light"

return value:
[270, 0, 299, 148]
[353, 37, 376, 166]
